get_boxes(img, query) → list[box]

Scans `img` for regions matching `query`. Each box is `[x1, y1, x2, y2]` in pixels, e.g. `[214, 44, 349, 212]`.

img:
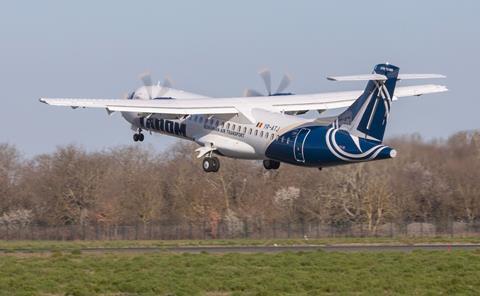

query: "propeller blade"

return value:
[156, 77, 173, 98]
[243, 89, 264, 97]
[275, 73, 292, 94]
[140, 72, 153, 87]
[163, 77, 173, 89]
[139, 72, 153, 99]
[258, 68, 272, 96]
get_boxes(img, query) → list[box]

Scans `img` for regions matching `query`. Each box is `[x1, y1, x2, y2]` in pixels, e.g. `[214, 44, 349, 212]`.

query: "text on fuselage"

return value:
[140, 117, 186, 137]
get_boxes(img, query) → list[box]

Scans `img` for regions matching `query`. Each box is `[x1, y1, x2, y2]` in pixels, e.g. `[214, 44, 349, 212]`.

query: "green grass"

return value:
[0, 236, 480, 252]
[0, 250, 479, 295]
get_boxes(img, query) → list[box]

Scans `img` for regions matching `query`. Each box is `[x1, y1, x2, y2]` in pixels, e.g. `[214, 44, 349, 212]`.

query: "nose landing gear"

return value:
[202, 157, 220, 173]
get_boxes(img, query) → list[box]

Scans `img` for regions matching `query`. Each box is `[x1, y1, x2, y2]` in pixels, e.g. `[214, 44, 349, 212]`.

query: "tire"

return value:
[263, 159, 280, 170]
[272, 161, 280, 170]
[263, 160, 272, 170]
[133, 134, 139, 142]
[202, 158, 212, 172]
[211, 157, 220, 172]
[138, 133, 145, 142]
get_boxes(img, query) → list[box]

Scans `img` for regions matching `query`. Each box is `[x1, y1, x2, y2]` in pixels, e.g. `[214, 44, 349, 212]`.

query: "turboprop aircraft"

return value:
[40, 63, 447, 172]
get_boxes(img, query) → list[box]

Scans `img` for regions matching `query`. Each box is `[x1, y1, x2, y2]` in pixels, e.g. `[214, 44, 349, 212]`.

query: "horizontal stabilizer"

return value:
[397, 74, 446, 80]
[327, 74, 387, 81]
[327, 74, 446, 82]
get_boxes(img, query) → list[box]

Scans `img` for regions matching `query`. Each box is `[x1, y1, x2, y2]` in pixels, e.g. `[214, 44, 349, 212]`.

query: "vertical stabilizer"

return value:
[334, 63, 399, 142]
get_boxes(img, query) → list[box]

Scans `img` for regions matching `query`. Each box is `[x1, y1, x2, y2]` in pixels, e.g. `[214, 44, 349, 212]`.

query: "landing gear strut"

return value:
[263, 159, 280, 170]
[202, 157, 220, 173]
[133, 130, 144, 142]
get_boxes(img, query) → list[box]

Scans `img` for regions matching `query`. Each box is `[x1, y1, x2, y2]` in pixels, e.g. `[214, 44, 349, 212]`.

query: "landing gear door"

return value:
[293, 128, 310, 162]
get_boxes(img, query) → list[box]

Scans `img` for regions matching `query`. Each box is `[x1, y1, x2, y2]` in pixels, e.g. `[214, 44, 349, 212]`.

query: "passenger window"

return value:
[243, 127, 247, 133]
[260, 131, 264, 137]
[271, 134, 275, 140]
[249, 128, 252, 135]
[215, 120, 219, 127]
[254, 130, 258, 136]
[232, 124, 236, 130]
[238, 125, 241, 132]
[265, 132, 269, 139]
[226, 123, 230, 129]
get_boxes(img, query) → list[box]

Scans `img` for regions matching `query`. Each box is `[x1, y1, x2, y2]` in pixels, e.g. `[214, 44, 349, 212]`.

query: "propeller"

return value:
[244, 68, 292, 97]
[259, 69, 272, 95]
[139, 72, 173, 99]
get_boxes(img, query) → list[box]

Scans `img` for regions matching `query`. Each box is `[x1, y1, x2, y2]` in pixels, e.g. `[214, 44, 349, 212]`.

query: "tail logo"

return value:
[325, 127, 388, 162]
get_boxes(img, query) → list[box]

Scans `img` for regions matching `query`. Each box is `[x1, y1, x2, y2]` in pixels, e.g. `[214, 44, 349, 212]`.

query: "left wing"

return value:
[40, 84, 447, 122]
[272, 84, 448, 113]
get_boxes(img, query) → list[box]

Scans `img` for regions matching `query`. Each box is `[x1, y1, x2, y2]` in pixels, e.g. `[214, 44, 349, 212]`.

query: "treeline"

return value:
[0, 130, 479, 235]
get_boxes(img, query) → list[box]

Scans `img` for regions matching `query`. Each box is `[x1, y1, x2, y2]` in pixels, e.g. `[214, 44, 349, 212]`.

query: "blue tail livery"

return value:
[267, 64, 406, 168]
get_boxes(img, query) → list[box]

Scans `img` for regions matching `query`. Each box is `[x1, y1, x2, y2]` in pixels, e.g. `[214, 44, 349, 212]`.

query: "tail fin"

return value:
[334, 63, 399, 142]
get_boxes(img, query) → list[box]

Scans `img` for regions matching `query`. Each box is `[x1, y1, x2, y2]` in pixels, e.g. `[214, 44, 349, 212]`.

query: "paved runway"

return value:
[158, 244, 480, 253]
[3, 244, 480, 254]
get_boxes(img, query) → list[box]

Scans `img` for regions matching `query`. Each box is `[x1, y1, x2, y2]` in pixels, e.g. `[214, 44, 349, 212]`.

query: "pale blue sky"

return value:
[1, 1, 478, 156]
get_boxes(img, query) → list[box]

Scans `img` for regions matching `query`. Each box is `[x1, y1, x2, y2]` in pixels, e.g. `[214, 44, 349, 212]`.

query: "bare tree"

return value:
[0, 129, 479, 236]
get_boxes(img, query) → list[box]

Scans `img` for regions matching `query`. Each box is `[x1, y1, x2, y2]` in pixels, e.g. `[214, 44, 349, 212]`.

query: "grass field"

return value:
[0, 248, 479, 295]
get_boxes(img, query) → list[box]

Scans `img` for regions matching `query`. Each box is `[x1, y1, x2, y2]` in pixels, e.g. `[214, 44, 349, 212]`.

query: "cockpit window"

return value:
[127, 92, 135, 100]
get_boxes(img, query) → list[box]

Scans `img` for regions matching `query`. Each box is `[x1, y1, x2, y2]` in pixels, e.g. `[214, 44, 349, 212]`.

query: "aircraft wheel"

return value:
[272, 160, 280, 170]
[211, 157, 220, 172]
[263, 159, 280, 170]
[203, 158, 213, 172]
[133, 134, 139, 142]
[138, 133, 144, 142]
[203, 157, 220, 173]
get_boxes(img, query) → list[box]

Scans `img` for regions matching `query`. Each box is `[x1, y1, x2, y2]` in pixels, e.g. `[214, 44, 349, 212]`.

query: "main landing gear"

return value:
[202, 157, 220, 173]
[263, 159, 280, 170]
[133, 130, 144, 142]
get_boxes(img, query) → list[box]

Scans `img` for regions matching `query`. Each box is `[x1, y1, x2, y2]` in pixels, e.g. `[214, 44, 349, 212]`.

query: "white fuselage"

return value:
[122, 108, 311, 159]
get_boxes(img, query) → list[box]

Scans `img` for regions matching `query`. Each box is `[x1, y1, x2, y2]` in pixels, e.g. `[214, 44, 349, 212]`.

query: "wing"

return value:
[40, 84, 447, 122]
[272, 84, 448, 113]
[39, 97, 239, 115]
